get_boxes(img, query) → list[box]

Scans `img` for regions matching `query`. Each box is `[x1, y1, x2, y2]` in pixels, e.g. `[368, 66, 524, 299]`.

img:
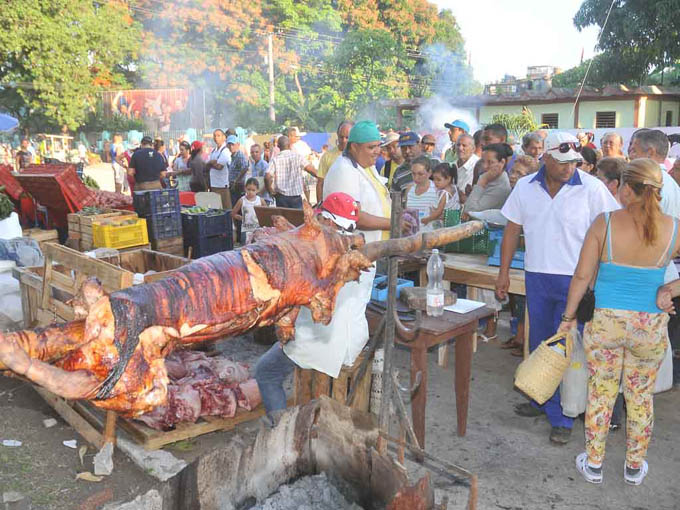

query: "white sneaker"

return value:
[575, 452, 603, 484]
[624, 461, 648, 485]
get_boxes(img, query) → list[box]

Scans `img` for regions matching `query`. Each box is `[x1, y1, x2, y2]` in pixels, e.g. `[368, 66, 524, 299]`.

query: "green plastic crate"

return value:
[442, 209, 490, 254]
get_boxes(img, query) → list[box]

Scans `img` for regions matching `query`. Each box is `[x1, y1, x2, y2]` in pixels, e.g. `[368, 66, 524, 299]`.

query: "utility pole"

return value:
[267, 34, 276, 122]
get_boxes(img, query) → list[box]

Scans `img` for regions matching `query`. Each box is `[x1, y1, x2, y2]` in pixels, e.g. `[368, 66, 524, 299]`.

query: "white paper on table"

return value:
[444, 299, 486, 314]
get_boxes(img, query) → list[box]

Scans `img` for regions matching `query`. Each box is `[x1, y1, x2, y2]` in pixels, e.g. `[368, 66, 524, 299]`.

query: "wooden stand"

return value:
[293, 351, 373, 413]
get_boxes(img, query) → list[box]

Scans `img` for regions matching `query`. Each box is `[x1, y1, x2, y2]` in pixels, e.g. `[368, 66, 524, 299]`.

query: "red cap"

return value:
[318, 192, 359, 230]
[190, 141, 203, 152]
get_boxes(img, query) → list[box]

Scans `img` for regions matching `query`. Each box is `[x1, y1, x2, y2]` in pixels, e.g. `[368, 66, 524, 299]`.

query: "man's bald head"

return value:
[277, 135, 290, 151]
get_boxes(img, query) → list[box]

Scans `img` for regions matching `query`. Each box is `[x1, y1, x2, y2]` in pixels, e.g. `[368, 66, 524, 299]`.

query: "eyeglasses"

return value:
[547, 142, 582, 154]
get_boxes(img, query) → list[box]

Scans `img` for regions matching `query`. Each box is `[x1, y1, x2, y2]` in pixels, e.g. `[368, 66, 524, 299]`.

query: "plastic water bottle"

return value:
[426, 249, 445, 316]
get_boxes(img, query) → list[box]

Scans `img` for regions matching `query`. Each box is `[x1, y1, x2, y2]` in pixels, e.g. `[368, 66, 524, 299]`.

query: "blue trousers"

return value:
[254, 343, 295, 414]
[525, 271, 575, 429]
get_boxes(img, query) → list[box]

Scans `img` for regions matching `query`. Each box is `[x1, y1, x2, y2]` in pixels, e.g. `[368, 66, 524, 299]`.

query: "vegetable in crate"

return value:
[0, 188, 14, 220]
[81, 175, 100, 189]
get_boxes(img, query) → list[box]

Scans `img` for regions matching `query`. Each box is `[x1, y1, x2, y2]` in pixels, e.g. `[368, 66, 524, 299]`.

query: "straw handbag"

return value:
[515, 331, 573, 405]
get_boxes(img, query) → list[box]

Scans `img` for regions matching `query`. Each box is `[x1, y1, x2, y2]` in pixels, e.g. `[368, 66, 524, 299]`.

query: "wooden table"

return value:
[367, 305, 494, 450]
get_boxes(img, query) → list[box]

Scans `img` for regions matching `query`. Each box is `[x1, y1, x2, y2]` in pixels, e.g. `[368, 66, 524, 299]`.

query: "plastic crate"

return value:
[184, 234, 233, 259]
[181, 209, 232, 242]
[0, 165, 24, 200]
[442, 209, 489, 254]
[92, 217, 149, 249]
[486, 228, 525, 269]
[371, 275, 414, 302]
[146, 211, 182, 240]
[133, 189, 180, 217]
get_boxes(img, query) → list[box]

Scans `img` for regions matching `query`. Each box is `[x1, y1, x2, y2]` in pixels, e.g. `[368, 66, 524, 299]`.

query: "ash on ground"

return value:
[251, 473, 364, 510]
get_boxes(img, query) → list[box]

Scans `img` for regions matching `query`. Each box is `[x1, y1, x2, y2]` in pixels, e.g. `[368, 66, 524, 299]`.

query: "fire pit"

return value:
[151, 397, 436, 509]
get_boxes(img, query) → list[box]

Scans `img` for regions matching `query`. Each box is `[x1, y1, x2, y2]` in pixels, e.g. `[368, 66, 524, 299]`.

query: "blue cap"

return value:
[398, 131, 420, 147]
[226, 135, 239, 144]
[444, 120, 470, 133]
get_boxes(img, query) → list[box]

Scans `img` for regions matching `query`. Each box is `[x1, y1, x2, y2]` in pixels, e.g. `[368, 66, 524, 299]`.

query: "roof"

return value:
[380, 85, 680, 109]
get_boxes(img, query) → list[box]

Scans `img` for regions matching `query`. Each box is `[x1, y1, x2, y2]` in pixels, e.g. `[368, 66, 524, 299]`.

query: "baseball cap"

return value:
[421, 134, 436, 145]
[544, 132, 583, 162]
[380, 132, 400, 147]
[226, 135, 239, 144]
[140, 135, 153, 145]
[317, 192, 359, 231]
[190, 141, 203, 152]
[398, 131, 420, 147]
[444, 120, 470, 133]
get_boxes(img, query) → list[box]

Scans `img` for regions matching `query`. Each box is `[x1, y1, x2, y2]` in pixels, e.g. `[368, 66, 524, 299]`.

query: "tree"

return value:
[574, 0, 680, 85]
[491, 109, 546, 144]
[0, 1, 140, 131]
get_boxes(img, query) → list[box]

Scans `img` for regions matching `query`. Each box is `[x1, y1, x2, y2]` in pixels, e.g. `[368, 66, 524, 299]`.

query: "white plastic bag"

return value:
[654, 338, 673, 394]
[561, 328, 588, 417]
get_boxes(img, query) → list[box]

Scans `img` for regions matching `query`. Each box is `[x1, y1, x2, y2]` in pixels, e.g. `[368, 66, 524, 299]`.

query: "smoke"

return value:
[413, 44, 482, 155]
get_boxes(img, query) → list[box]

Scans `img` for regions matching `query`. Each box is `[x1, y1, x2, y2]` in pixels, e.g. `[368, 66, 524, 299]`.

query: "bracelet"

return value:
[561, 314, 575, 322]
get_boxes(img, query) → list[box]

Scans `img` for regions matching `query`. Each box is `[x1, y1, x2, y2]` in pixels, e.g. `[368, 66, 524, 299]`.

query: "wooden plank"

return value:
[312, 372, 331, 400]
[117, 406, 268, 450]
[331, 372, 348, 404]
[48, 270, 77, 294]
[294, 368, 314, 406]
[352, 361, 372, 413]
[34, 387, 104, 448]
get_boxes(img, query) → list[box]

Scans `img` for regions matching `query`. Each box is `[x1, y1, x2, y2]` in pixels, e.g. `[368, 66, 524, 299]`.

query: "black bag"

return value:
[576, 214, 611, 323]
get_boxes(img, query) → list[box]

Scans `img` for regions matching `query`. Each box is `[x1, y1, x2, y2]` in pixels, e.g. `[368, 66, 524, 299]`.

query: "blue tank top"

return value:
[594, 212, 677, 313]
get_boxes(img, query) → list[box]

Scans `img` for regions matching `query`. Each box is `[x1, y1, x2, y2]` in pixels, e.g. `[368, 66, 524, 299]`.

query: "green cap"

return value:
[347, 120, 381, 144]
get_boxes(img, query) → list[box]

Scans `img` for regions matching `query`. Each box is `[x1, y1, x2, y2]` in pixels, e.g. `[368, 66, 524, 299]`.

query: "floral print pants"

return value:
[583, 308, 668, 468]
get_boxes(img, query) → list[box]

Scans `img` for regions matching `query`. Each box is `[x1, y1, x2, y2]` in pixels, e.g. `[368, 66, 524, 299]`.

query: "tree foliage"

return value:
[572, 0, 680, 86]
[491, 109, 546, 143]
[0, 0, 140, 131]
[0, 0, 471, 132]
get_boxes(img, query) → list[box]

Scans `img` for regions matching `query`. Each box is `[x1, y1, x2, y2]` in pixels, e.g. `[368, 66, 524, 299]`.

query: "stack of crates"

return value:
[181, 209, 233, 258]
[133, 189, 184, 256]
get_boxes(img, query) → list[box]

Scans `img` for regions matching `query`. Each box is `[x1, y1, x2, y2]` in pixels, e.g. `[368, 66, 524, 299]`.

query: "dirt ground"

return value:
[2, 312, 679, 509]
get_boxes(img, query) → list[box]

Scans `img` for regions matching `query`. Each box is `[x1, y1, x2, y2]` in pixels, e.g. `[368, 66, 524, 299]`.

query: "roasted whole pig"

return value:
[0, 203, 481, 417]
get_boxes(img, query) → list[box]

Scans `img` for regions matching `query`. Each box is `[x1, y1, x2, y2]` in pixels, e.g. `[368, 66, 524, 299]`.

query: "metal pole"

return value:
[377, 191, 402, 453]
[268, 34, 276, 122]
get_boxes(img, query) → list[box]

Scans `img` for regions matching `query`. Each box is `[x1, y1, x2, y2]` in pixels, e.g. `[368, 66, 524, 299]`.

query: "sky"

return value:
[432, 0, 601, 85]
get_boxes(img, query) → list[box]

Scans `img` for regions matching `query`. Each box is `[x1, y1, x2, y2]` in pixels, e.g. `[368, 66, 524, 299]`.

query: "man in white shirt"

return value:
[496, 132, 619, 445]
[628, 128, 680, 387]
[206, 129, 232, 209]
[454, 133, 479, 196]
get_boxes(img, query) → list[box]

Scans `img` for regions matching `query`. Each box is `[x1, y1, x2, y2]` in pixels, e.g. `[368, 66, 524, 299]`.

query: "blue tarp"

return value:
[301, 132, 331, 152]
[0, 113, 19, 132]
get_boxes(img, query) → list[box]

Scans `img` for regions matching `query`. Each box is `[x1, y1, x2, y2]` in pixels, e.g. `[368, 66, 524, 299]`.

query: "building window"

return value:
[596, 111, 616, 128]
[542, 113, 558, 129]
[666, 110, 673, 127]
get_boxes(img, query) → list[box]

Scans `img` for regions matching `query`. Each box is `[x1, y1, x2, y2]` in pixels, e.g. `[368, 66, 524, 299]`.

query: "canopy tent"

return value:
[0, 113, 19, 132]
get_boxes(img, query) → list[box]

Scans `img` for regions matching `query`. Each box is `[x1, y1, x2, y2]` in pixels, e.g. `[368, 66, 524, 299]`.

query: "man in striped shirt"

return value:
[265, 136, 317, 209]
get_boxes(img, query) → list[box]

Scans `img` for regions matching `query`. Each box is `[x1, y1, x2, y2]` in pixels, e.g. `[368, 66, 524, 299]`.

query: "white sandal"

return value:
[624, 461, 648, 486]
[575, 452, 603, 484]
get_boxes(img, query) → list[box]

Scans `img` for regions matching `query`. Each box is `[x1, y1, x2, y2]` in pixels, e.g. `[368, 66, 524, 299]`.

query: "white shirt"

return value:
[322, 155, 390, 243]
[209, 143, 231, 188]
[456, 154, 480, 193]
[501, 168, 619, 275]
[291, 139, 312, 160]
[284, 155, 391, 376]
[660, 166, 680, 282]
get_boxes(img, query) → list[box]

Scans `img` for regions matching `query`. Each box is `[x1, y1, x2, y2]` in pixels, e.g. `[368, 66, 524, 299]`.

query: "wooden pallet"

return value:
[34, 386, 268, 450]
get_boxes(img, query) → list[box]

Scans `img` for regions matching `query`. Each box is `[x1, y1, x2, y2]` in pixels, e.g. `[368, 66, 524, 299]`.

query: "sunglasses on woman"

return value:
[547, 142, 582, 154]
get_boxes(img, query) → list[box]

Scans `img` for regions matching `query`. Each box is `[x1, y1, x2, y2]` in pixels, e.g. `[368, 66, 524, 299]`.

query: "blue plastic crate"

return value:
[181, 209, 232, 242]
[133, 189, 181, 217]
[184, 234, 233, 259]
[371, 275, 414, 302]
[146, 211, 183, 240]
[486, 227, 525, 269]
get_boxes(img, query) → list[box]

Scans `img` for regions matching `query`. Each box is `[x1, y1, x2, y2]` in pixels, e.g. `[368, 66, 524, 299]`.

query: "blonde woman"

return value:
[559, 158, 679, 485]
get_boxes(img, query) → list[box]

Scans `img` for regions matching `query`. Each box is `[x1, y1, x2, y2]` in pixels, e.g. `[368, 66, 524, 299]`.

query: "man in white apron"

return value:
[254, 121, 392, 424]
